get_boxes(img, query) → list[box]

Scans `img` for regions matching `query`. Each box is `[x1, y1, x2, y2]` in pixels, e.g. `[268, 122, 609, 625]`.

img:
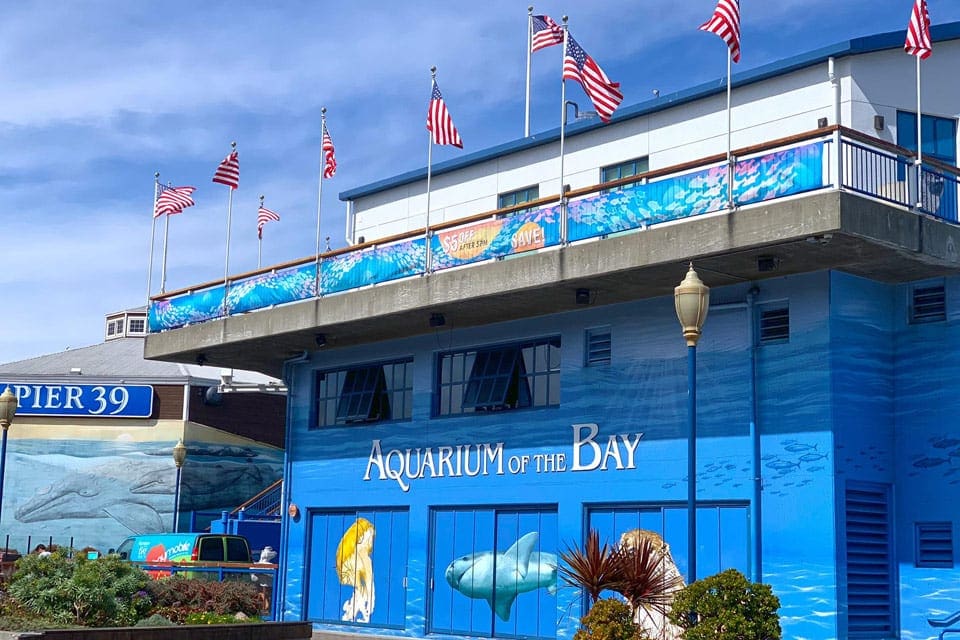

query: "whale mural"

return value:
[444, 531, 558, 621]
[15, 457, 172, 533]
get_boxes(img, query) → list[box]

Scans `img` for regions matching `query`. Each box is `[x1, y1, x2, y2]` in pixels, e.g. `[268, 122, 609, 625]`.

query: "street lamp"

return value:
[172, 439, 187, 532]
[0, 387, 18, 525]
[674, 263, 710, 583]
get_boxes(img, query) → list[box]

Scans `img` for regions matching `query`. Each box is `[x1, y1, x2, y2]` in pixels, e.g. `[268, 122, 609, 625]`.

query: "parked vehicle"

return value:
[113, 533, 252, 579]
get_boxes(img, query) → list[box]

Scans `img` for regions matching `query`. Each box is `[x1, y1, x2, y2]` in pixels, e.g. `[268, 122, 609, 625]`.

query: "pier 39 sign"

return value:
[364, 423, 643, 492]
[0, 382, 154, 418]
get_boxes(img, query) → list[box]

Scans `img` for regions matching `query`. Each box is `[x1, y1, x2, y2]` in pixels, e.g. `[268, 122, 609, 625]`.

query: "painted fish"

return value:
[444, 531, 557, 622]
[912, 457, 949, 468]
[931, 438, 960, 449]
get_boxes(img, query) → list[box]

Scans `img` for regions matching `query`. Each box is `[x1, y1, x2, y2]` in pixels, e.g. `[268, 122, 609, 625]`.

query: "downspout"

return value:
[747, 286, 763, 582]
[344, 200, 355, 246]
[275, 350, 309, 621]
[829, 57, 841, 127]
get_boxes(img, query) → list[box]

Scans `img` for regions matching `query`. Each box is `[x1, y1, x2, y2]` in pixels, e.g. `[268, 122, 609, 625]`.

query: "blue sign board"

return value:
[0, 383, 154, 418]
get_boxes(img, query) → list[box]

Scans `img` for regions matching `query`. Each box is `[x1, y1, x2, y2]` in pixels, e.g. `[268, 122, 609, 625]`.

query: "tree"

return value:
[667, 569, 781, 640]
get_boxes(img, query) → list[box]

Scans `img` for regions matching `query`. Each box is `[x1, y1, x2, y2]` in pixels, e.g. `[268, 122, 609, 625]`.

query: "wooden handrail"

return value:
[151, 125, 857, 302]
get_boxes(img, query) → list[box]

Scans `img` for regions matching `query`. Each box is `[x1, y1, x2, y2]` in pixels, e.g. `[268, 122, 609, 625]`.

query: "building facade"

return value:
[145, 24, 960, 640]
[0, 309, 286, 555]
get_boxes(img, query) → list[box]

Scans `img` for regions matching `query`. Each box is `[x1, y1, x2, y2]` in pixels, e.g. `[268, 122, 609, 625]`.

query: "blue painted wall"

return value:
[279, 270, 959, 640]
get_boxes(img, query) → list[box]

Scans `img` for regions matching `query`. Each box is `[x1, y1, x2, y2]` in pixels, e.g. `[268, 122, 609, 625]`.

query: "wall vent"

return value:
[845, 483, 896, 636]
[759, 305, 789, 344]
[585, 327, 612, 366]
[911, 284, 946, 324]
[915, 521, 954, 568]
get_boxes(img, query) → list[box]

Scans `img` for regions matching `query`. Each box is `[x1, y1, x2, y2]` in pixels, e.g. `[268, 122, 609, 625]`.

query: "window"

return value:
[436, 337, 560, 416]
[306, 508, 409, 627]
[128, 318, 146, 334]
[226, 537, 250, 562]
[106, 322, 116, 337]
[845, 482, 896, 637]
[758, 304, 789, 344]
[429, 506, 557, 637]
[601, 157, 649, 192]
[915, 522, 953, 568]
[498, 185, 539, 212]
[897, 111, 957, 216]
[910, 282, 946, 324]
[585, 326, 611, 366]
[198, 538, 224, 562]
[314, 359, 413, 428]
[897, 111, 957, 165]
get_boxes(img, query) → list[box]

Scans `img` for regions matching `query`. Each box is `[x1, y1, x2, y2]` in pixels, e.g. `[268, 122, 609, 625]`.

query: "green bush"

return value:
[7, 550, 152, 627]
[183, 611, 259, 624]
[134, 613, 176, 627]
[667, 569, 781, 640]
[144, 576, 262, 623]
[574, 597, 648, 640]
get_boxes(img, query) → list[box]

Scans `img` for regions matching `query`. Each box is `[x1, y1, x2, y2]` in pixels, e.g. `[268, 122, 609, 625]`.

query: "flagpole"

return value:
[147, 172, 160, 301]
[160, 181, 172, 294]
[525, 6, 533, 137]
[316, 107, 327, 295]
[426, 67, 436, 274]
[916, 54, 923, 208]
[223, 141, 237, 315]
[558, 17, 569, 244]
[726, 50, 734, 210]
[258, 194, 265, 270]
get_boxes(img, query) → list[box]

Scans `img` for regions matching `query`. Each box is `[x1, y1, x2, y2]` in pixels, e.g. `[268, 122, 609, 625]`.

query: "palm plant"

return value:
[614, 538, 685, 629]
[558, 529, 622, 604]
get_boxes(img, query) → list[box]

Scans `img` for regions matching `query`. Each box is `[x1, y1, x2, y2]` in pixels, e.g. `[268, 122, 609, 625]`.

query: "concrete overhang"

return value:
[144, 191, 960, 377]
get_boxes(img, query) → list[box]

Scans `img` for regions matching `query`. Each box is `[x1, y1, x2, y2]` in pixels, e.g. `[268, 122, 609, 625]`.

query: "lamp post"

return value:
[0, 387, 18, 525]
[172, 439, 187, 532]
[674, 263, 710, 583]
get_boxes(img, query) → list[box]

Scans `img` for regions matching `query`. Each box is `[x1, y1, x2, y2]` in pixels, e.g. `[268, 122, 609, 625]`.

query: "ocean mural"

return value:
[444, 531, 558, 622]
[2, 437, 282, 555]
[149, 142, 826, 332]
[336, 518, 377, 623]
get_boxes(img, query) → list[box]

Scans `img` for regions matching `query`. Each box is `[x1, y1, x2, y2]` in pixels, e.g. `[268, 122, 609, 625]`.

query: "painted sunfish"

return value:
[444, 531, 558, 621]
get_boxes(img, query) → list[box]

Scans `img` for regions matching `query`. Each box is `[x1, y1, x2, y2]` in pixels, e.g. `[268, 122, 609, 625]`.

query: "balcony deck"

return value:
[144, 128, 960, 377]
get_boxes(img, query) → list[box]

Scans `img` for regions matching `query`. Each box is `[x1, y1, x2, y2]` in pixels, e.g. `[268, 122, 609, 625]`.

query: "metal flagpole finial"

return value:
[259, 194, 265, 206]
[321, 106, 327, 117]
[230, 140, 237, 151]
[562, 15, 568, 25]
[154, 171, 160, 181]
[528, 6, 533, 15]
[431, 65, 437, 77]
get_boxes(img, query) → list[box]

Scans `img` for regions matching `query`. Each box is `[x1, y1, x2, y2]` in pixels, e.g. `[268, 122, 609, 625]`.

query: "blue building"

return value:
[146, 23, 960, 640]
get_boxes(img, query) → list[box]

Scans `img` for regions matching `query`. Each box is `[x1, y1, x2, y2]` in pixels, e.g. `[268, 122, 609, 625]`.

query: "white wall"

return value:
[350, 44, 958, 243]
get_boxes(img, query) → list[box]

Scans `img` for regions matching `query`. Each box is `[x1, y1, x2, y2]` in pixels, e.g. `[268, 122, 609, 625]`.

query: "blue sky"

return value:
[3, 0, 960, 366]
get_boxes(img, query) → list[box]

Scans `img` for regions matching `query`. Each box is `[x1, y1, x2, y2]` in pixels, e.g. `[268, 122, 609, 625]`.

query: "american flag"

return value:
[531, 14, 564, 52]
[426, 79, 463, 148]
[905, 0, 932, 59]
[153, 185, 196, 218]
[322, 122, 337, 179]
[699, 0, 741, 64]
[257, 205, 280, 239]
[212, 150, 240, 189]
[563, 35, 623, 123]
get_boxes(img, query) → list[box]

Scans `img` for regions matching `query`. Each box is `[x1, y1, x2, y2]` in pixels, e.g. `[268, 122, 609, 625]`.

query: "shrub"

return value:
[144, 576, 261, 623]
[134, 613, 176, 627]
[6, 550, 151, 627]
[574, 597, 647, 640]
[183, 611, 258, 625]
[667, 569, 781, 640]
